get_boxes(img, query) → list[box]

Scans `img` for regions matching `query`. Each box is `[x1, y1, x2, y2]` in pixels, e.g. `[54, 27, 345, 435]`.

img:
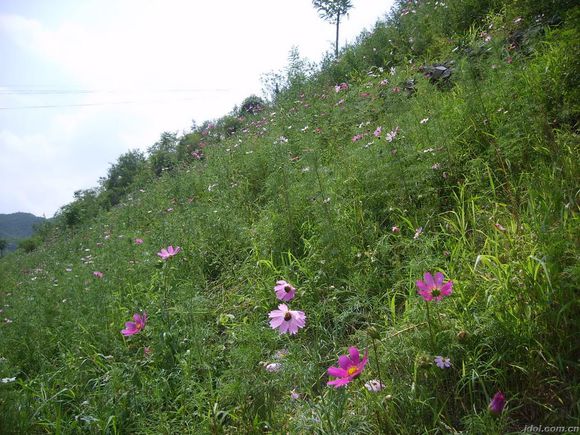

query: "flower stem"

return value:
[371, 338, 384, 392]
[424, 300, 436, 352]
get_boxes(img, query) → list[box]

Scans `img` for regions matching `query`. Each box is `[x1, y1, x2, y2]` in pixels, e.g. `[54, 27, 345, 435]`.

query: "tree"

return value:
[101, 150, 147, 206]
[0, 239, 6, 257]
[148, 132, 179, 177]
[312, 0, 353, 58]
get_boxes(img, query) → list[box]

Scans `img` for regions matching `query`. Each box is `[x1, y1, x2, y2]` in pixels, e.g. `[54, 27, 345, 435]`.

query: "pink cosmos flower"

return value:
[274, 280, 296, 302]
[157, 245, 181, 260]
[268, 304, 306, 335]
[335, 82, 349, 92]
[93, 271, 103, 278]
[327, 347, 369, 388]
[416, 272, 453, 302]
[352, 133, 364, 142]
[121, 312, 147, 336]
[489, 391, 506, 416]
[391, 225, 400, 233]
[373, 126, 382, 137]
[134, 238, 144, 245]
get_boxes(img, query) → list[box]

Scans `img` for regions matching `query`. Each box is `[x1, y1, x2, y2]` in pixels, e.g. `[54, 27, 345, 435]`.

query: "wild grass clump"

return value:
[0, 1, 578, 433]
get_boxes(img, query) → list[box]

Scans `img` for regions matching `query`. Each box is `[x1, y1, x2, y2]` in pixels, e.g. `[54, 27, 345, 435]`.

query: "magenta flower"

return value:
[157, 245, 181, 260]
[327, 347, 369, 388]
[121, 312, 147, 336]
[274, 280, 296, 302]
[93, 271, 103, 278]
[268, 304, 306, 335]
[134, 238, 144, 245]
[416, 272, 453, 302]
[489, 391, 506, 416]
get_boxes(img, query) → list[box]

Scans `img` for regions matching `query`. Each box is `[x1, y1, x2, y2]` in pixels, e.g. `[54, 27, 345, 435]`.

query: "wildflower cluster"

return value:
[268, 280, 306, 335]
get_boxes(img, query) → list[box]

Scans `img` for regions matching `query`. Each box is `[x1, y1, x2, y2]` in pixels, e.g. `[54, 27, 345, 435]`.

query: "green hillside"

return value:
[0, 0, 578, 433]
[0, 212, 45, 253]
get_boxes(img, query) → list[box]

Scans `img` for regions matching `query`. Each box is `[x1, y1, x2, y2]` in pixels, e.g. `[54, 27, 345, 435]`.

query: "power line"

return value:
[0, 88, 231, 95]
[0, 95, 229, 110]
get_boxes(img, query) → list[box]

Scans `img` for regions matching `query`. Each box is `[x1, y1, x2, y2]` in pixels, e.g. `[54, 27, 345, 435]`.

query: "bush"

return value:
[18, 237, 39, 253]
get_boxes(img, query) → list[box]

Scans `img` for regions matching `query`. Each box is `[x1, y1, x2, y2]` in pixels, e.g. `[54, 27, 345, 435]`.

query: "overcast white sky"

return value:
[0, 0, 394, 217]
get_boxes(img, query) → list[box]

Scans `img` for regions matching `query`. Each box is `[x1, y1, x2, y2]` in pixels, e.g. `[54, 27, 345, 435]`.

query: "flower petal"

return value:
[441, 281, 453, 296]
[348, 347, 360, 364]
[327, 366, 348, 377]
[423, 272, 435, 289]
[416, 280, 429, 292]
[338, 355, 351, 370]
[327, 377, 351, 387]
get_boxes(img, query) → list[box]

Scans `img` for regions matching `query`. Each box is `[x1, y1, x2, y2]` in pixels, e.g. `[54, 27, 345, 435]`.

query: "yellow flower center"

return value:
[347, 366, 358, 376]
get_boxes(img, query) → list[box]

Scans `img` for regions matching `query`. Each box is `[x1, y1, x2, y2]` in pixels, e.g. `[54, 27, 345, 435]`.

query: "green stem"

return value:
[424, 301, 436, 352]
[371, 339, 384, 391]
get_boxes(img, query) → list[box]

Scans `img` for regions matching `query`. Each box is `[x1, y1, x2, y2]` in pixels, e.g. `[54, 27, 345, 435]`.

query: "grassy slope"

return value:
[0, 1, 578, 433]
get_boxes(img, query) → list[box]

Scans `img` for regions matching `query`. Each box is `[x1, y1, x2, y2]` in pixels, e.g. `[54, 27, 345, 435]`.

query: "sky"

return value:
[0, 0, 394, 217]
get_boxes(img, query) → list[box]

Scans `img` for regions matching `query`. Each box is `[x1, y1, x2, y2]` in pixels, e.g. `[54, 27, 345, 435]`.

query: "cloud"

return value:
[0, 0, 393, 216]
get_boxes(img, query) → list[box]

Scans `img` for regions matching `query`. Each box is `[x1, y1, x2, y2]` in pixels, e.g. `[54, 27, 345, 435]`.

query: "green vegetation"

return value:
[0, 1, 578, 433]
[0, 212, 46, 253]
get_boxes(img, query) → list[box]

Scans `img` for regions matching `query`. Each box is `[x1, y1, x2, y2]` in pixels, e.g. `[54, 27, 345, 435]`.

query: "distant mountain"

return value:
[0, 212, 46, 252]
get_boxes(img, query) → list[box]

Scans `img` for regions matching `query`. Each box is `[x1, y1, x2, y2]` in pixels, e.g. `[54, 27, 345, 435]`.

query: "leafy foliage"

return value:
[0, 1, 578, 433]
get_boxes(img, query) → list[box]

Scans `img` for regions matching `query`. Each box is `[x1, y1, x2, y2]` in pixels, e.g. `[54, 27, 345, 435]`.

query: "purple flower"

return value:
[489, 391, 506, 416]
[385, 127, 399, 142]
[434, 356, 451, 369]
[268, 304, 306, 335]
[121, 312, 147, 336]
[274, 280, 296, 302]
[134, 238, 144, 245]
[373, 126, 382, 137]
[416, 272, 453, 302]
[364, 379, 385, 392]
[157, 245, 181, 260]
[327, 347, 369, 388]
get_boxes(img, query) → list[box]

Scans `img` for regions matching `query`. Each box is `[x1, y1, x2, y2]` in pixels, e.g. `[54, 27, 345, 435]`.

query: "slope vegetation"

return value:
[0, 1, 578, 433]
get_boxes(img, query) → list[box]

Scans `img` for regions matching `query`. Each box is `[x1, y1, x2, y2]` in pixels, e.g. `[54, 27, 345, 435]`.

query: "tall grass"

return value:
[1, 1, 578, 433]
